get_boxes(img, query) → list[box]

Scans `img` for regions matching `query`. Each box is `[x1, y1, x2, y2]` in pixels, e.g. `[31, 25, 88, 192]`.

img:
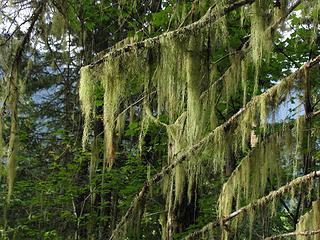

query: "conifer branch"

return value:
[182, 171, 320, 239]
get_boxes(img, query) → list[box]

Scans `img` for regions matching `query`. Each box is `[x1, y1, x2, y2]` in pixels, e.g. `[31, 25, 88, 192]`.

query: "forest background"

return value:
[0, 0, 320, 239]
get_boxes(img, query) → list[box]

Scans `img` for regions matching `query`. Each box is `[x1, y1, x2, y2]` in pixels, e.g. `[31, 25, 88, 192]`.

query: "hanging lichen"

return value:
[0, 117, 4, 160]
[89, 136, 101, 205]
[101, 48, 146, 166]
[156, 36, 188, 121]
[294, 115, 306, 176]
[78, 0, 320, 239]
[102, 59, 121, 166]
[250, 0, 274, 94]
[6, 72, 19, 201]
[186, 32, 206, 145]
[218, 125, 296, 222]
[212, 0, 229, 47]
[79, 66, 97, 148]
[241, 59, 248, 106]
[296, 200, 320, 240]
[51, 9, 67, 40]
[225, 53, 242, 102]
[273, 0, 289, 21]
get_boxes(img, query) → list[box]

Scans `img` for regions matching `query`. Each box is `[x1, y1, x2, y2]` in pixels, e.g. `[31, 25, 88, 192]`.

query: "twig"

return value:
[95, 91, 157, 138]
[178, 0, 200, 29]
[145, 210, 167, 218]
[117, 91, 156, 118]
[0, 17, 30, 46]
[166, 0, 179, 32]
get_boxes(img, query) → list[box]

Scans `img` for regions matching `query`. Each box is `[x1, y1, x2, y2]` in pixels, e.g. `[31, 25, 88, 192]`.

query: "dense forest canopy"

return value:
[0, 0, 320, 239]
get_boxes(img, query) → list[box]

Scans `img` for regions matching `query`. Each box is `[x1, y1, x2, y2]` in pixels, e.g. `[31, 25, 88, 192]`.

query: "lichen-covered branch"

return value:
[89, 0, 255, 69]
[5, 0, 47, 202]
[266, 229, 320, 239]
[108, 55, 320, 240]
[200, 0, 305, 101]
[295, 200, 320, 240]
[182, 171, 320, 240]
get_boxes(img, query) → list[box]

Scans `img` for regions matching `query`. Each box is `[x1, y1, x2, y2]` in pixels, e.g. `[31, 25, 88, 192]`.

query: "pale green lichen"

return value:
[0, 117, 4, 160]
[90, 136, 101, 205]
[219, 132, 284, 220]
[77, 1, 320, 238]
[6, 104, 18, 203]
[175, 163, 186, 205]
[212, 0, 229, 46]
[296, 200, 320, 240]
[250, 0, 273, 66]
[79, 66, 96, 148]
[225, 53, 242, 102]
[241, 59, 248, 106]
[294, 115, 306, 174]
[100, 51, 146, 165]
[186, 34, 204, 145]
[156, 36, 188, 121]
[212, 126, 228, 173]
[51, 9, 66, 40]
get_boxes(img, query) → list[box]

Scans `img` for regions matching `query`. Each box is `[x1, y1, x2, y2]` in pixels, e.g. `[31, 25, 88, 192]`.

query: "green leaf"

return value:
[84, 21, 95, 30]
